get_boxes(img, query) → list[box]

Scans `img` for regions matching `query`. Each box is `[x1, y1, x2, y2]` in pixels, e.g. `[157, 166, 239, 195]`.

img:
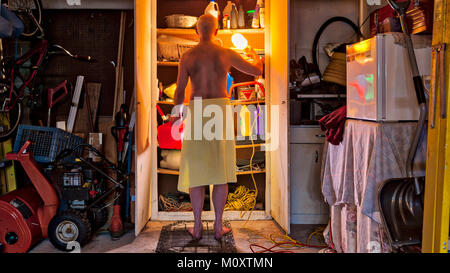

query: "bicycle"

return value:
[0, 39, 94, 141]
[7, 0, 43, 37]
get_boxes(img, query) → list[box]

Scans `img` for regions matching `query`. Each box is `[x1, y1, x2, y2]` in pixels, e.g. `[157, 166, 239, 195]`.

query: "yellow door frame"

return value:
[422, 0, 450, 253]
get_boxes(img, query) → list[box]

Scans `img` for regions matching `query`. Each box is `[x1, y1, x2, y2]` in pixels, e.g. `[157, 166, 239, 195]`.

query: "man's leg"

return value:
[189, 186, 205, 239]
[212, 183, 231, 239]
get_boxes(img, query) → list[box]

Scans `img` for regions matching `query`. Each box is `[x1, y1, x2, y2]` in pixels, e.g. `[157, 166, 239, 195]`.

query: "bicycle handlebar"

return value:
[51, 44, 95, 62]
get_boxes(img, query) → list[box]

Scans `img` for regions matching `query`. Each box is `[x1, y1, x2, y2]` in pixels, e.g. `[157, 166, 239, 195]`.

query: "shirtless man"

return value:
[170, 14, 263, 240]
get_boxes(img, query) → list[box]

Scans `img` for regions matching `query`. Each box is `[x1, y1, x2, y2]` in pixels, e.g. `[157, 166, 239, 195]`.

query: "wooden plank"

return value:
[135, 0, 155, 236]
[74, 83, 102, 135]
[113, 12, 127, 120]
[98, 116, 117, 163]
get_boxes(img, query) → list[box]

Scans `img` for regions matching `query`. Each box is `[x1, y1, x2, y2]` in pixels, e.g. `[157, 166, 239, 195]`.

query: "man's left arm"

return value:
[170, 55, 189, 123]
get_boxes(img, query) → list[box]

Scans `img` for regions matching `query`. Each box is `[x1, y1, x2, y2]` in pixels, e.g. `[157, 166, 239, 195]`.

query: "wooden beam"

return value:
[113, 12, 127, 120]
[74, 83, 102, 135]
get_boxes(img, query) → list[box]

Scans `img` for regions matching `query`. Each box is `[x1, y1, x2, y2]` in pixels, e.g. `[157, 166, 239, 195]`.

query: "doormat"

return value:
[155, 221, 237, 253]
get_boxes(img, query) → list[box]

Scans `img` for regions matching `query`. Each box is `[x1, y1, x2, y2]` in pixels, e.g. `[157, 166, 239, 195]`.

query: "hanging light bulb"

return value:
[232, 33, 248, 50]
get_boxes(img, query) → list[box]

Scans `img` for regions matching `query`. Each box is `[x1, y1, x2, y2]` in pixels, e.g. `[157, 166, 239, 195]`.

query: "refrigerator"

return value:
[346, 33, 431, 121]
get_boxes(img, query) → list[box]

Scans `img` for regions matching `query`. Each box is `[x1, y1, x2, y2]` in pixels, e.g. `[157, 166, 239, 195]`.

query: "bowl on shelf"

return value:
[165, 14, 198, 28]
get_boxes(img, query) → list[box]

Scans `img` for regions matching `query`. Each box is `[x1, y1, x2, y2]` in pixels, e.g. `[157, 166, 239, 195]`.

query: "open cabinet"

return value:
[135, 0, 290, 236]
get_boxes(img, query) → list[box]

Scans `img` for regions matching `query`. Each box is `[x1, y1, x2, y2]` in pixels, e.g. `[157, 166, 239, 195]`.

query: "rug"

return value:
[155, 221, 237, 253]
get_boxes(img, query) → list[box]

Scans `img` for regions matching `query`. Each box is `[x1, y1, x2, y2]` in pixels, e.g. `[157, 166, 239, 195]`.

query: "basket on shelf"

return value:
[165, 14, 198, 28]
[157, 35, 198, 61]
[13, 125, 83, 164]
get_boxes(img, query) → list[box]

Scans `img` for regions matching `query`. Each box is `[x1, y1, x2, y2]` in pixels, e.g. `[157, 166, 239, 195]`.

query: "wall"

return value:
[289, 0, 360, 74]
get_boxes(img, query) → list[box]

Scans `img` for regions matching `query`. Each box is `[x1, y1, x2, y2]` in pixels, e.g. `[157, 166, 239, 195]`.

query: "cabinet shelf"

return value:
[157, 99, 265, 105]
[157, 61, 179, 67]
[157, 28, 265, 35]
[158, 168, 266, 176]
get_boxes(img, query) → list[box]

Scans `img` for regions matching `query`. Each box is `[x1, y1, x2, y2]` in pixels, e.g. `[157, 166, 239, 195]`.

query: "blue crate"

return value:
[13, 125, 84, 164]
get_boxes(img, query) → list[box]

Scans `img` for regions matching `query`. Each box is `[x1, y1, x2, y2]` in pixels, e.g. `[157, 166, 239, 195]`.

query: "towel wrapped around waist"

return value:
[178, 98, 237, 193]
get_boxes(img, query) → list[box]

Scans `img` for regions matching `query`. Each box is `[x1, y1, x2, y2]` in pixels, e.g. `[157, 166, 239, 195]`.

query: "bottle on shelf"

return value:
[238, 5, 245, 28]
[222, 1, 233, 29]
[205, 0, 220, 20]
[230, 3, 238, 29]
[252, 0, 261, 28]
[259, 0, 265, 28]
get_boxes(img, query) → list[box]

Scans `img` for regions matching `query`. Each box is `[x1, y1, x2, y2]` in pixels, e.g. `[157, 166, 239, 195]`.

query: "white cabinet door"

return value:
[289, 143, 328, 224]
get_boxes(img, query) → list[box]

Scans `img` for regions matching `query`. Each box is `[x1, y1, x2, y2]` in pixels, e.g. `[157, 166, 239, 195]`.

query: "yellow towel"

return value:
[178, 98, 237, 193]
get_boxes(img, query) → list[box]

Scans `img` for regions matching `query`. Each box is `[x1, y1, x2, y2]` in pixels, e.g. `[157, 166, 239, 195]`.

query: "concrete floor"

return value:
[29, 221, 328, 253]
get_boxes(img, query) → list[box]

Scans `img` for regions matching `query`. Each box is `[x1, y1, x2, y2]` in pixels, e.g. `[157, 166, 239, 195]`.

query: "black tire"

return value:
[48, 209, 92, 252]
[88, 205, 108, 231]
[0, 100, 22, 142]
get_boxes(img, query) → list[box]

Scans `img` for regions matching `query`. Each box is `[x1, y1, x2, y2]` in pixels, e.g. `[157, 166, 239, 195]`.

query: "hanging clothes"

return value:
[319, 105, 347, 145]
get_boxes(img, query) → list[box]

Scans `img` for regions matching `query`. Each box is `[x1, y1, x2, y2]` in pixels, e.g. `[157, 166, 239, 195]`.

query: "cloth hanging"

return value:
[319, 105, 347, 145]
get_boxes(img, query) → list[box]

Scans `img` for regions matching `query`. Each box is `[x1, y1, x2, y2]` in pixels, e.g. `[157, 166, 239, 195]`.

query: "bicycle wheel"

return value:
[10, 0, 42, 37]
[0, 97, 22, 142]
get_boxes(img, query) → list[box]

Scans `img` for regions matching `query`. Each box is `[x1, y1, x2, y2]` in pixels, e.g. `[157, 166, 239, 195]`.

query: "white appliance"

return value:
[346, 33, 431, 121]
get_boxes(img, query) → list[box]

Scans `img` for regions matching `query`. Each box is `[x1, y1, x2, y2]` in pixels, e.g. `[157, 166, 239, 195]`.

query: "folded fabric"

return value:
[319, 105, 347, 145]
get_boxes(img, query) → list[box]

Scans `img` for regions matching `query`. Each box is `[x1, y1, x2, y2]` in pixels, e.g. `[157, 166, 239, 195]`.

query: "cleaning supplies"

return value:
[259, 0, 265, 28]
[223, 1, 233, 29]
[240, 105, 251, 137]
[238, 5, 245, 28]
[230, 3, 238, 29]
[252, 0, 261, 28]
[205, 0, 220, 20]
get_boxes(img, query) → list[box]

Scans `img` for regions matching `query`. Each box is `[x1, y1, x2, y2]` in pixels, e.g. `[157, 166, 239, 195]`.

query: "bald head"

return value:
[196, 14, 218, 40]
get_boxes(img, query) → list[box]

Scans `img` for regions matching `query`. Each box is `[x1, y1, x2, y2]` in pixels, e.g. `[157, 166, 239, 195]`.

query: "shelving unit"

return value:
[155, 8, 268, 220]
[136, 0, 292, 234]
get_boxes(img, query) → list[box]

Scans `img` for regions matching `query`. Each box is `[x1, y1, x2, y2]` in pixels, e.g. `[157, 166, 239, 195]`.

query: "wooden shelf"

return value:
[157, 61, 179, 67]
[235, 143, 264, 149]
[157, 99, 265, 105]
[157, 28, 265, 35]
[230, 100, 265, 105]
[158, 168, 266, 176]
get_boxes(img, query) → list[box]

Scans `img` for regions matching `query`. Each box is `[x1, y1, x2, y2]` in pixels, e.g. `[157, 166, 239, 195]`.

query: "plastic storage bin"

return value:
[13, 125, 83, 164]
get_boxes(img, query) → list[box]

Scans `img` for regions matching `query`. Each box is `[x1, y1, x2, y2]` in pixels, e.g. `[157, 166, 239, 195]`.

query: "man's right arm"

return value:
[228, 48, 263, 77]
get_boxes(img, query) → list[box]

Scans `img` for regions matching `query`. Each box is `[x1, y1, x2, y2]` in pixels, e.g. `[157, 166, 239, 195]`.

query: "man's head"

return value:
[196, 14, 218, 41]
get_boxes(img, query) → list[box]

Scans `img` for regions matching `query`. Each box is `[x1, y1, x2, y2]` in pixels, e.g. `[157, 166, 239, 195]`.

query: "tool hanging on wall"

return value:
[47, 80, 69, 127]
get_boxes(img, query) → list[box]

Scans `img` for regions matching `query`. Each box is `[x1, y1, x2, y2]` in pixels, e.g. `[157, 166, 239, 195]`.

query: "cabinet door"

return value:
[289, 144, 328, 224]
[267, 0, 290, 233]
[135, 0, 156, 235]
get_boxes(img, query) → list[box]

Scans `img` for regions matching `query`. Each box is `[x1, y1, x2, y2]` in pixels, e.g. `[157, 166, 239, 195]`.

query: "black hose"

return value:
[312, 16, 362, 78]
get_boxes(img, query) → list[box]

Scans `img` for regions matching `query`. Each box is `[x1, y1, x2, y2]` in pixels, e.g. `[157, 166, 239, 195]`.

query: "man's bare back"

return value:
[173, 14, 263, 108]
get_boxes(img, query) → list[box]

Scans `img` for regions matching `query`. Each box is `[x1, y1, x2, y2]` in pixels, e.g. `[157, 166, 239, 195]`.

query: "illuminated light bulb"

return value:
[232, 33, 248, 50]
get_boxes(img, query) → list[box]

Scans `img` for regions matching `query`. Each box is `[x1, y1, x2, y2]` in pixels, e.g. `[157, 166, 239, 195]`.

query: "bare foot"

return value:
[188, 224, 203, 240]
[214, 224, 231, 240]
